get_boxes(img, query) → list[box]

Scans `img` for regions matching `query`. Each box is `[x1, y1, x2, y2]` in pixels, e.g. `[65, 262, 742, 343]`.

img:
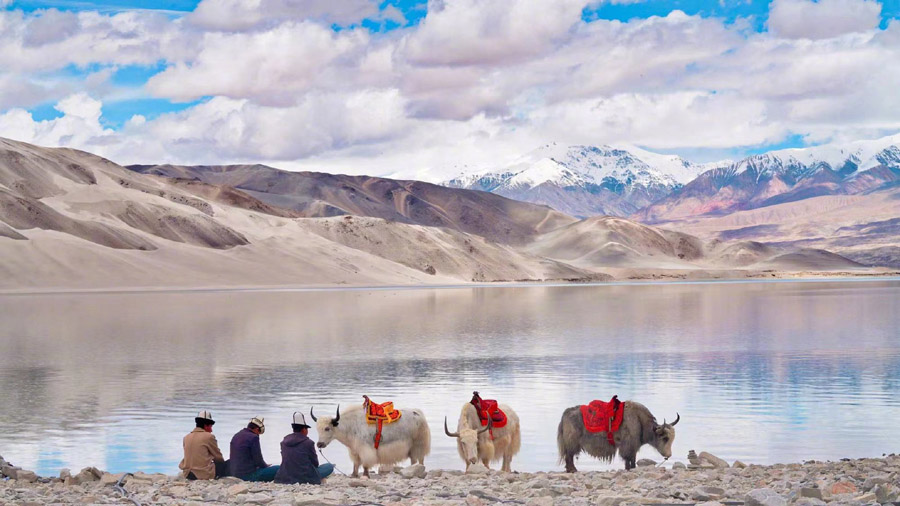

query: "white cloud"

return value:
[189, 0, 380, 31]
[768, 0, 882, 39]
[1, 1, 900, 178]
[0, 93, 113, 148]
[146, 22, 373, 105]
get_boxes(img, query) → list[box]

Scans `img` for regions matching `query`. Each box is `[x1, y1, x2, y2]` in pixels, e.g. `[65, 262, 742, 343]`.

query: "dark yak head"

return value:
[652, 413, 679, 458]
[310, 406, 341, 449]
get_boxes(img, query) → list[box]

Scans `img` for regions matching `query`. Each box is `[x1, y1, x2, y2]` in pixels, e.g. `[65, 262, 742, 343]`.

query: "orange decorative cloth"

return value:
[362, 395, 402, 449]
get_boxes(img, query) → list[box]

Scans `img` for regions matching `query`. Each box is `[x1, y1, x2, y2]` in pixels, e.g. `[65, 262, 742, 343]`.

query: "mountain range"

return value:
[3, 136, 887, 290]
[445, 134, 900, 223]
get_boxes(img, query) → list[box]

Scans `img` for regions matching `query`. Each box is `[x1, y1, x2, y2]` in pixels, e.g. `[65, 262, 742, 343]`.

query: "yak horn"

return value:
[309, 407, 318, 422]
[444, 417, 460, 438]
[477, 418, 491, 435]
[332, 405, 341, 426]
[671, 413, 680, 426]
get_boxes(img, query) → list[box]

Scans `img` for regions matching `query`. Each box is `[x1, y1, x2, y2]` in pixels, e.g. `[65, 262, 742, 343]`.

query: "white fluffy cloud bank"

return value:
[1, 0, 899, 179]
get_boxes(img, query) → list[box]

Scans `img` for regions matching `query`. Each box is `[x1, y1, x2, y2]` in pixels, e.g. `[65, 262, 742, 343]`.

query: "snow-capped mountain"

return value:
[638, 133, 900, 222]
[445, 143, 729, 217]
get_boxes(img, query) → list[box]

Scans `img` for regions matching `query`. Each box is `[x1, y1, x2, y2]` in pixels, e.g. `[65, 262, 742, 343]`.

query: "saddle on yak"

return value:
[470, 391, 507, 439]
[363, 395, 402, 449]
[580, 395, 625, 446]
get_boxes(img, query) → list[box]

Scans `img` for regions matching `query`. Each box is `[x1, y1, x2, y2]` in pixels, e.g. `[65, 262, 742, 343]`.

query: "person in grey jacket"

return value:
[274, 412, 334, 485]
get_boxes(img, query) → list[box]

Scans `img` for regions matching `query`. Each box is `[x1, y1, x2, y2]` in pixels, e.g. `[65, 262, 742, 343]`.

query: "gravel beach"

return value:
[2, 453, 899, 505]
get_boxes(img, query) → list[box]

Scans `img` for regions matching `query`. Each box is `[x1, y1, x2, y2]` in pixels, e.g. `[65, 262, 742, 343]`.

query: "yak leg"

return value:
[351, 463, 360, 478]
[363, 467, 370, 478]
[564, 453, 577, 473]
[501, 452, 512, 472]
[482, 457, 491, 469]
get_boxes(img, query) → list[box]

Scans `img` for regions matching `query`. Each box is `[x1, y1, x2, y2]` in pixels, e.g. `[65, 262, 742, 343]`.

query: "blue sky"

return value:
[2, 0, 900, 175]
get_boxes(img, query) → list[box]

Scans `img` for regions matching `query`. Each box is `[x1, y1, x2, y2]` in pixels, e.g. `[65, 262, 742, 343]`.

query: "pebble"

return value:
[1, 454, 899, 505]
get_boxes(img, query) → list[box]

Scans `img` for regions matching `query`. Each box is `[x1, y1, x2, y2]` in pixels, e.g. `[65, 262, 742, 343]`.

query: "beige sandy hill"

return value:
[128, 164, 577, 245]
[0, 137, 594, 289]
[524, 216, 705, 269]
[299, 215, 595, 282]
[522, 215, 871, 273]
[659, 186, 900, 267]
[754, 249, 866, 271]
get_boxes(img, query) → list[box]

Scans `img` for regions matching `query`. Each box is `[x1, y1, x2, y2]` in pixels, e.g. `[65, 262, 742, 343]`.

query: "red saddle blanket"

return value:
[580, 396, 625, 445]
[470, 392, 508, 428]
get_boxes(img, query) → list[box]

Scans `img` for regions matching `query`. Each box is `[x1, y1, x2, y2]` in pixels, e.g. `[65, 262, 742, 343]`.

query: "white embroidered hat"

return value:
[195, 410, 215, 425]
[250, 416, 265, 434]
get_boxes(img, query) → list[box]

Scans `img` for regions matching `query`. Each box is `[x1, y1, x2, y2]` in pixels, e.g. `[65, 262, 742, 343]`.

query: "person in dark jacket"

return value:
[229, 416, 279, 481]
[274, 412, 334, 485]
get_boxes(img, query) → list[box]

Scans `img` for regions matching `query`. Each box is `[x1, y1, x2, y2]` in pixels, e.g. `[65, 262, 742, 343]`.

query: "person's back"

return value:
[179, 410, 226, 480]
[274, 412, 333, 485]
[229, 416, 279, 481]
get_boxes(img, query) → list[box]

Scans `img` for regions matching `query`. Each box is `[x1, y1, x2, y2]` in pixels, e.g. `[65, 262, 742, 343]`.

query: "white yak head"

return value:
[310, 406, 341, 449]
[444, 416, 489, 467]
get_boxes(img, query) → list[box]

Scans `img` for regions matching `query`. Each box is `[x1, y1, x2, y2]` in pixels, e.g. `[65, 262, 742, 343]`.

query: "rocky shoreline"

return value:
[2, 453, 899, 505]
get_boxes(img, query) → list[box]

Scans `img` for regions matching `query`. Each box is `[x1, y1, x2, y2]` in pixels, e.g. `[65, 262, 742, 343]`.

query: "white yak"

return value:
[311, 405, 431, 478]
[445, 401, 521, 472]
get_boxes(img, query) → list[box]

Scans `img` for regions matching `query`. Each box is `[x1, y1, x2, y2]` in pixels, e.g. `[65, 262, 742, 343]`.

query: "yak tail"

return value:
[409, 410, 431, 465]
[510, 422, 522, 456]
[556, 415, 567, 464]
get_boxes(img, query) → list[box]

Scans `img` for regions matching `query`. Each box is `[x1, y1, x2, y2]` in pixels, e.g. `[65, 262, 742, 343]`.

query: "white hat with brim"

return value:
[292, 411, 310, 428]
[195, 410, 215, 425]
[250, 416, 265, 434]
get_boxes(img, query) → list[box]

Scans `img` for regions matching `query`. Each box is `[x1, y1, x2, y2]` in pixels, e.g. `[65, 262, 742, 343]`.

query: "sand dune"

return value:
[0, 137, 891, 290]
[129, 164, 576, 245]
[659, 187, 900, 267]
[300, 215, 593, 282]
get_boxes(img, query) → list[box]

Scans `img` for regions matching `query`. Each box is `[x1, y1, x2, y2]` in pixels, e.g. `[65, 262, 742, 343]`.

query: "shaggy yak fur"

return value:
[445, 403, 522, 472]
[557, 401, 678, 471]
[312, 404, 431, 478]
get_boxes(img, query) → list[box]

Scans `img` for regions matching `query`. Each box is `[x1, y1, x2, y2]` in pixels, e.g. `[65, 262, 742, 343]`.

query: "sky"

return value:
[1, 0, 899, 180]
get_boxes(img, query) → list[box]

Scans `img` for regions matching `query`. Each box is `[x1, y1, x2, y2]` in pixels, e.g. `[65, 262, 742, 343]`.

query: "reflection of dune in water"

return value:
[0, 280, 899, 474]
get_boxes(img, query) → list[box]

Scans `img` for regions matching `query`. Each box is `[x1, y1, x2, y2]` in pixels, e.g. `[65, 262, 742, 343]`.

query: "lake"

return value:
[1, 279, 899, 476]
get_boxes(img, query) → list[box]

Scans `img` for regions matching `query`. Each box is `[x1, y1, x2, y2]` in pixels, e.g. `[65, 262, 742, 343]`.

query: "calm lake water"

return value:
[1, 279, 899, 476]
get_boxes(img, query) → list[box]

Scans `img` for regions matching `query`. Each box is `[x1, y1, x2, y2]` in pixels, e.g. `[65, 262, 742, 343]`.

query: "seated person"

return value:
[229, 416, 279, 481]
[274, 412, 334, 485]
[179, 410, 227, 480]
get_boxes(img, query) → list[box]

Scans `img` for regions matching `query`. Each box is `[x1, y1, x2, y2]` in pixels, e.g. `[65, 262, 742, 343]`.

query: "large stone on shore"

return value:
[746, 488, 788, 506]
[830, 481, 858, 495]
[799, 487, 824, 500]
[672, 462, 686, 470]
[700, 452, 729, 469]
[693, 486, 726, 501]
[733, 461, 747, 469]
[855, 492, 877, 503]
[874, 484, 898, 503]
[525, 498, 554, 506]
[794, 498, 826, 506]
[863, 476, 891, 491]
[400, 463, 427, 479]
[59, 468, 71, 480]
[1, 463, 20, 479]
[73, 466, 102, 484]
[16, 470, 38, 483]
[242, 492, 275, 504]
[228, 483, 250, 496]
[466, 463, 489, 475]
[637, 459, 657, 467]
[100, 472, 125, 485]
